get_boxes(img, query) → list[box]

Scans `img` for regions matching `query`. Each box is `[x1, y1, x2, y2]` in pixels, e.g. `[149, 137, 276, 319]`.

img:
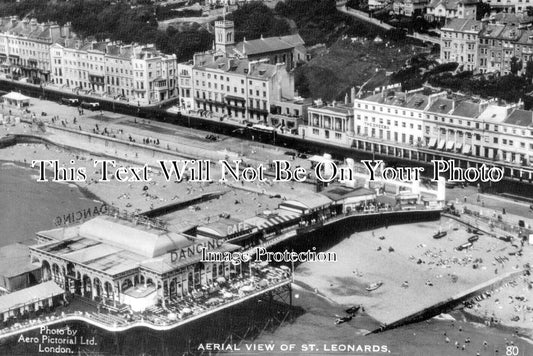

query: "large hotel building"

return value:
[50, 40, 178, 106]
[0, 16, 73, 84]
[300, 88, 533, 181]
[177, 20, 310, 126]
[440, 15, 533, 75]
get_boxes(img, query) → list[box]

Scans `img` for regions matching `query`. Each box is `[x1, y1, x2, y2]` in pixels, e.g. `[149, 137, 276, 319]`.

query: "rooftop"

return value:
[0, 281, 64, 314]
[233, 34, 305, 56]
[364, 91, 429, 110]
[0, 243, 39, 279]
[441, 18, 482, 33]
[321, 185, 376, 202]
[504, 109, 533, 127]
[194, 56, 279, 79]
[309, 104, 353, 116]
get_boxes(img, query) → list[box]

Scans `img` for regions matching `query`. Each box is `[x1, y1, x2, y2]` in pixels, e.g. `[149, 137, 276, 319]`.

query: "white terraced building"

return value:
[299, 88, 533, 182]
[50, 40, 178, 106]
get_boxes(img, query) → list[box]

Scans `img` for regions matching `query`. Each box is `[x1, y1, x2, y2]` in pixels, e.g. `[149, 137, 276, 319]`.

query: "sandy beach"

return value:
[295, 217, 533, 327]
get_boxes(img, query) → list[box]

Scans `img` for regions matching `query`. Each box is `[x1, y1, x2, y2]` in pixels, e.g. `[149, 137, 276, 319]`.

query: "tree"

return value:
[510, 56, 522, 76]
[477, 3, 491, 20]
[526, 60, 533, 82]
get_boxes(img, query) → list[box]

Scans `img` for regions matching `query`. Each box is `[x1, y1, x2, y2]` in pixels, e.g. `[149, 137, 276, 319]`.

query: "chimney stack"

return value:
[30, 18, 38, 32]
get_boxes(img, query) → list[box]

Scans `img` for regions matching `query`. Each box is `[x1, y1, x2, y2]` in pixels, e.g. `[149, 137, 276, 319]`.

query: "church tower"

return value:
[215, 20, 235, 54]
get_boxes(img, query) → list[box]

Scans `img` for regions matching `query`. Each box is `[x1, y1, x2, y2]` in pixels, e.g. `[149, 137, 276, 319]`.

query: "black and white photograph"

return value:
[0, 0, 532, 355]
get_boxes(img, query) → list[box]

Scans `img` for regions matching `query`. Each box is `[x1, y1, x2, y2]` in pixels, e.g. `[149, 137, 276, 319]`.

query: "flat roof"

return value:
[321, 186, 376, 201]
[0, 281, 64, 314]
[196, 218, 254, 238]
[0, 243, 39, 278]
[32, 236, 144, 276]
[280, 194, 332, 211]
[309, 105, 353, 116]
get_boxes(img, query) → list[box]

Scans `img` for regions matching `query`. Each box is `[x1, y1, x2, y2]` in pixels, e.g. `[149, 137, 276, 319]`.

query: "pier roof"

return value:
[79, 216, 191, 258]
[0, 281, 64, 314]
[0, 243, 39, 278]
[321, 186, 376, 202]
[244, 209, 301, 229]
[279, 195, 332, 213]
[196, 218, 255, 239]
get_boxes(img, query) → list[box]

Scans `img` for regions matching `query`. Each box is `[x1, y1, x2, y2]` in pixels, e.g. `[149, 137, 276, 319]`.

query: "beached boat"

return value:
[366, 281, 383, 292]
[345, 305, 360, 314]
[334, 315, 352, 325]
[433, 231, 447, 239]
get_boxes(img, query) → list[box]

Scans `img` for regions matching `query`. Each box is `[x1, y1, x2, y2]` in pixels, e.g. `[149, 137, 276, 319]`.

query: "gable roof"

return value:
[233, 34, 305, 56]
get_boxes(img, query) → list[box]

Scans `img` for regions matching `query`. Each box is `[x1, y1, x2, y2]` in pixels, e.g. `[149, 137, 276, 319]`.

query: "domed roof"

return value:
[79, 216, 191, 258]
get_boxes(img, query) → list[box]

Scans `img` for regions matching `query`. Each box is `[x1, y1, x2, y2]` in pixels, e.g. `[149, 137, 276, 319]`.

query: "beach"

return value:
[295, 218, 533, 329]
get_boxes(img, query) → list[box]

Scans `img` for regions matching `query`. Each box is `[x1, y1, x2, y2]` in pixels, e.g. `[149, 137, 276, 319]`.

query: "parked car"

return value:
[80, 101, 100, 111]
[61, 97, 79, 106]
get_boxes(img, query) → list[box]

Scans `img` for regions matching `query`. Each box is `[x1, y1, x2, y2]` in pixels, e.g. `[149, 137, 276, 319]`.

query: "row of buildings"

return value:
[177, 20, 310, 126]
[0, 16, 308, 108]
[440, 16, 533, 74]
[372, 0, 479, 21]
[300, 87, 533, 180]
[0, 16, 178, 106]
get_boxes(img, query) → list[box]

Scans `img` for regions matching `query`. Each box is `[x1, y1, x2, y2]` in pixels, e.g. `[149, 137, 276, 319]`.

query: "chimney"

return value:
[30, 18, 38, 32]
[50, 24, 60, 42]
[10, 16, 17, 27]
[62, 22, 71, 38]
[351, 87, 356, 102]
[345, 93, 349, 105]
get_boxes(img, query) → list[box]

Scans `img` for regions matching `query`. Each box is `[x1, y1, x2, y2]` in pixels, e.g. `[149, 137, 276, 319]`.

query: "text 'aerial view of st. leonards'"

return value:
[2, 0, 533, 356]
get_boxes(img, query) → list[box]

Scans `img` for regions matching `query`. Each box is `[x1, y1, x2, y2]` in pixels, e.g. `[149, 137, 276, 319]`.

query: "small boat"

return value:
[345, 305, 360, 314]
[468, 235, 479, 243]
[334, 315, 352, 325]
[366, 281, 383, 292]
[433, 231, 447, 239]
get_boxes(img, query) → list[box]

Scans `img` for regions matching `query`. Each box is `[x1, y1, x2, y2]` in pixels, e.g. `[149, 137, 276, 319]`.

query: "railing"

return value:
[0, 278, 291, 339]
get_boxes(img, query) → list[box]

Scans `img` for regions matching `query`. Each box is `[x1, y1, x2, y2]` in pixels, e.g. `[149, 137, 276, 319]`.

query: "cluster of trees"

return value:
[0, 0, 212, 62]
[429, 72, 530, 103]
[228, 2, 291, 42]
[275, 0, 381, 46]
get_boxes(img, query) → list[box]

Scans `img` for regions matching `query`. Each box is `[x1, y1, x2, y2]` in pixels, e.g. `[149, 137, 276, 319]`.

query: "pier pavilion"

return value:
[29, 214, 242, 312]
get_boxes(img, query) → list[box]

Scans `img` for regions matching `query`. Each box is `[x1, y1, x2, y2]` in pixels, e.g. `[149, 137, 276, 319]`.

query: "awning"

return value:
[446, 141, 455, 150]
[225, 95, 246, 101]
[428, 138, 437, 148]
[245, 211, 301, 229]
[462, 144, 471, 154]
[437, 141, 446, 150]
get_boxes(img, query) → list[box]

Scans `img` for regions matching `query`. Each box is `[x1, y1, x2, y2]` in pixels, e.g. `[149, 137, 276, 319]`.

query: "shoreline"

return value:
[1, 158, 107, 205]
